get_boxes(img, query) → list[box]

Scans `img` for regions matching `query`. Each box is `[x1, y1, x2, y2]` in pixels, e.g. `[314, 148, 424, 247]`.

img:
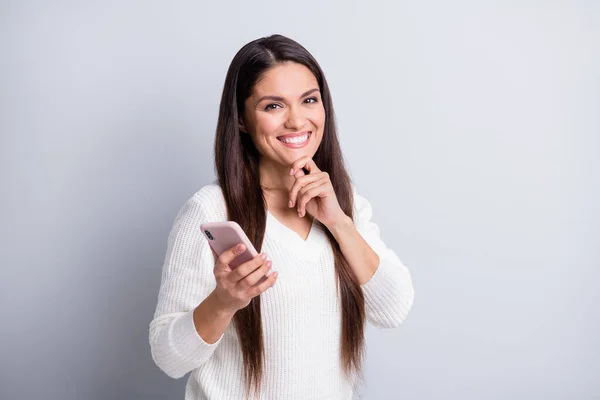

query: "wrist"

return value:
[206, 290, 238, 318]
[326, 214, 354, 237]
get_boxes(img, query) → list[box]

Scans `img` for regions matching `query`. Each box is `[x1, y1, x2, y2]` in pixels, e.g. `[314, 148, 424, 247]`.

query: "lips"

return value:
[277, 131, 311, 140]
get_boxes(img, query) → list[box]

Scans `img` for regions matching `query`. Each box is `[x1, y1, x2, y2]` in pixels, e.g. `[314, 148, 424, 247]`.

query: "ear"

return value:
[238, 118, 247, 133]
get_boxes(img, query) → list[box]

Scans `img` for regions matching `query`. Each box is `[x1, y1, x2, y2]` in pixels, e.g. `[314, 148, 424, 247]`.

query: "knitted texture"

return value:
[149, 181, 415, 399]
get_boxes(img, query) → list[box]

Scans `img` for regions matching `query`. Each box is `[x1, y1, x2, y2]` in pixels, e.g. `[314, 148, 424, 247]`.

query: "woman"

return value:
[149, 34, 415, 400]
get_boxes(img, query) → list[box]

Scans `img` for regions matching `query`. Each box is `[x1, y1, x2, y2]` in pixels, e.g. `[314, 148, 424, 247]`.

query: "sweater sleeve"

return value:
[352, 185, 415, 328]
[149, 194, 224, 379]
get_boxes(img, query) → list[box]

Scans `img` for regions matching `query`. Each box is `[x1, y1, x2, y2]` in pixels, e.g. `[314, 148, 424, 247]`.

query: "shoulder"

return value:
[191, 179, 225, 206]
[176, 179, 228, 223]
[350, 182, 371, 212]
[349, 182, 375, 225]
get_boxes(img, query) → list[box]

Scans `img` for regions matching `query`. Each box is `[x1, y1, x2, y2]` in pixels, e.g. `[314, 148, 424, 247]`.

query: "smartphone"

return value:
[200, 221, 274, 282]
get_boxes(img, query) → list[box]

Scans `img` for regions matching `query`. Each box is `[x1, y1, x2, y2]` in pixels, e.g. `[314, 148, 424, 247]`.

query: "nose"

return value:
[283, 104, 305, 131]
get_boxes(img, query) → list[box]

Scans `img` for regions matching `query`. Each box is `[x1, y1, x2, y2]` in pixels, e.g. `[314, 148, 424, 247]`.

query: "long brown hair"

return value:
[214, 34, 365, 398]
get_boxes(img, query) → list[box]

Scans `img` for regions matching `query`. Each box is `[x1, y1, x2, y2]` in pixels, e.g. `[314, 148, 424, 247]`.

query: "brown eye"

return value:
[305, 97, 318, 104]
[264, 103, 282, 111]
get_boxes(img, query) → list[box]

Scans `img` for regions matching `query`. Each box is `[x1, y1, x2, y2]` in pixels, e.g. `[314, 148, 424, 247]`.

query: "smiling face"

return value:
[240, 62, 326, 169]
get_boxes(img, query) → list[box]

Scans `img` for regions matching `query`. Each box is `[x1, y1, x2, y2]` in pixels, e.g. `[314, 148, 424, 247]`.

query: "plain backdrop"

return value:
[1, 1, 598, 399]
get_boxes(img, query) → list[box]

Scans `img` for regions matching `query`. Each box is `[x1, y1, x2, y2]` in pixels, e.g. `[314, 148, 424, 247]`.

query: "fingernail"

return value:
[289, 168, 294, 175]
[236, 244, 245, 252]
[261, 253, 268, 260]
[288, 200, 293, 208]
[266, 260, 272, 267]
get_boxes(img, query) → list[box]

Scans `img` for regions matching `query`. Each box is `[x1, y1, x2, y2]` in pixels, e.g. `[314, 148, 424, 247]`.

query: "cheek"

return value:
[254, 113, 281, 136]
[310, 106, 326, 129]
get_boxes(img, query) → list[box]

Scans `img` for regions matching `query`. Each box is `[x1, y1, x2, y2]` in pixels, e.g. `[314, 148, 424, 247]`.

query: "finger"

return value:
[296, 178, 325, 215]
[288, 156, 310, 176]
[297, 179, 329, 217]
[248, 271, 279, 297]
[289, 156, 321, 177]
[212, 248, 232, 278]
[228, 253, 268, 283]
[237, 259, 272, 290]
[213, 257, 230, 279]
[217, 243, 247, 267]
[288, 173, 323, 208]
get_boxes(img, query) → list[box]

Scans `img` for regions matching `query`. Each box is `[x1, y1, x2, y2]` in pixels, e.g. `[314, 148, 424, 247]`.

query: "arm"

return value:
[327, 185, 415, 328]
[148, 195, 226, 379]
[192, 291, 236, 344]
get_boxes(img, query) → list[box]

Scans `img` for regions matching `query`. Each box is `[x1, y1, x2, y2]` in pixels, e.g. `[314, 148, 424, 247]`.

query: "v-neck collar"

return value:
[265, 209, 329, 259]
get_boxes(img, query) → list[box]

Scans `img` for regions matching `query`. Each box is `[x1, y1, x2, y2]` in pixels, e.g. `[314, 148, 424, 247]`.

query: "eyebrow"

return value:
[255, 88, 320, 106]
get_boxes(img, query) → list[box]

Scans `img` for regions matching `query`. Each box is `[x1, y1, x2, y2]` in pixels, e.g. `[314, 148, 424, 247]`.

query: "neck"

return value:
[258, 158, 300, 211]
[257, 157, 314, 219]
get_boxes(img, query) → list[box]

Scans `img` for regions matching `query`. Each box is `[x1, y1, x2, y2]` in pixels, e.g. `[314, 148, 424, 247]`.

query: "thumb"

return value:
[211, 248, 231, 274]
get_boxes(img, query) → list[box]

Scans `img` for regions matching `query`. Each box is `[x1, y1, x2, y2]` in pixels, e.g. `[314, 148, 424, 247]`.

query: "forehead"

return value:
[252, 62, 319, 96]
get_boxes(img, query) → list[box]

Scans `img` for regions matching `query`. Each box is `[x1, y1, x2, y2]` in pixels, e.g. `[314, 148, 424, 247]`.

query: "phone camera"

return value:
[204, 230, 214, 240]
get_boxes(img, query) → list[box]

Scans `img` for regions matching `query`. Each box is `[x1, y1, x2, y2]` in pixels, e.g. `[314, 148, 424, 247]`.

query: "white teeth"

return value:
[280, 134, 309, 144]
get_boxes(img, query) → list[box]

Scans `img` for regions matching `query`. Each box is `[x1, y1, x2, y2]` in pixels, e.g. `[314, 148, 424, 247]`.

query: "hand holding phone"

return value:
[200, 221, 278, 312]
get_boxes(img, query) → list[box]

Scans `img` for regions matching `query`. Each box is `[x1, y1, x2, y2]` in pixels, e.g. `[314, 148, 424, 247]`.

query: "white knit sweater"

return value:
[149, 181, 415, 400]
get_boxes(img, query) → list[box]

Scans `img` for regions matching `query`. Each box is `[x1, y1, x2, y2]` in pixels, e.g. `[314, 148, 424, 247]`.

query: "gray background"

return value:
[1, 1, 598, 399]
